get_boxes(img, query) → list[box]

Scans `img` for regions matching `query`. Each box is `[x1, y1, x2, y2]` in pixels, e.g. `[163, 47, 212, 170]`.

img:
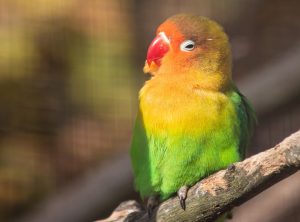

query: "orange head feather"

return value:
[144, 14, 232, 91]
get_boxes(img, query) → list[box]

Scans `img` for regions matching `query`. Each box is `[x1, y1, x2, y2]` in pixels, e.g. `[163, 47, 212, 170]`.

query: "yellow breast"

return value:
[139, 76, 236, 137]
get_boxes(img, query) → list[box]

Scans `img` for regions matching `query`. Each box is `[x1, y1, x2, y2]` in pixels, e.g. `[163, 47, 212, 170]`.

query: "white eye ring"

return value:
[180, 40, 195, 51]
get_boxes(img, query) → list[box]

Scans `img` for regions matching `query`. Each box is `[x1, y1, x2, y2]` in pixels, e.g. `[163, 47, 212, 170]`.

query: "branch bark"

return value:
[99, 130, 300, 222]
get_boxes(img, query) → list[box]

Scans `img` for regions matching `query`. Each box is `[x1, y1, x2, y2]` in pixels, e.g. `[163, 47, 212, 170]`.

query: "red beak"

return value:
[146, 32, 170, 66]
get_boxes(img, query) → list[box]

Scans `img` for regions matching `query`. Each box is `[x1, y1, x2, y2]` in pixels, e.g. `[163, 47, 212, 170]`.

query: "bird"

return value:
[130, 14, 256, 215]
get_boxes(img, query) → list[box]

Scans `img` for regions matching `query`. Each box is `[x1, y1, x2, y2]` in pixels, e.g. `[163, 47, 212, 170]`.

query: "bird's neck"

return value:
[150, 68, 232, 93]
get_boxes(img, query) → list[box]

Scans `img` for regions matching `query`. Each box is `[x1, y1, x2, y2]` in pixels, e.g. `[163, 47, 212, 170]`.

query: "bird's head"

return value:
[144, 14, 232, 91]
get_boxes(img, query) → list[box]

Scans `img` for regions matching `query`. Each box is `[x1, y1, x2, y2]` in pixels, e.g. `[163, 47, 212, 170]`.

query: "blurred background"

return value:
[0, 0, 299, 222]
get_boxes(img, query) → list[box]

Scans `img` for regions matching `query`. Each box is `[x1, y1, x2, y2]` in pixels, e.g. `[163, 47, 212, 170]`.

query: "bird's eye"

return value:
[180, 40, 195, 52]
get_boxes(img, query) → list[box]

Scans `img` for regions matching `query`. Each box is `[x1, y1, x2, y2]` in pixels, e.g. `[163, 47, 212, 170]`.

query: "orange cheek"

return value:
[169, 51, 195, 65]
[160, 51, 195, 75]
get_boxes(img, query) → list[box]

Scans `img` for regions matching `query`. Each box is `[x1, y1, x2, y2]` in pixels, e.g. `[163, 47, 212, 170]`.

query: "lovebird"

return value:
[130, 14, 256, 213]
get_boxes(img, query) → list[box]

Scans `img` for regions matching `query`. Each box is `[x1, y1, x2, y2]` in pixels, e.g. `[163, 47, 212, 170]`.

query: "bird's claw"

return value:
[147, 195, 159, 218]
[179, 197, 186, 210]
[177, 185, 189, 210]
[227, 164, 236, 171]
[147, 207, 153, 218]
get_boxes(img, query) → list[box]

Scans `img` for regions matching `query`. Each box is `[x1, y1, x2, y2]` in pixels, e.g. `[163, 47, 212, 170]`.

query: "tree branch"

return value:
[99, 130, 300, 222]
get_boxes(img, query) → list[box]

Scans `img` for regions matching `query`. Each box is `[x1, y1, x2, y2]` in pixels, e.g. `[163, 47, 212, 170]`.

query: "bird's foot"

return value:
[177, 185, 189, 210]
[147, 195, 159, 218]
[227, 164, 236, 172]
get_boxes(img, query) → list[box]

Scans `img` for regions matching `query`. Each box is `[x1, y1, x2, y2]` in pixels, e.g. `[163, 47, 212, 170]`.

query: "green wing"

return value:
[130, 110, 153, 199]
[230, 88, 257, 158]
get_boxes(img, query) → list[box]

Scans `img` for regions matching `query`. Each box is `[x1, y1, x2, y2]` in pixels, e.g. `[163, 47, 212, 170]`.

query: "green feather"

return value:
[130, 88, 256, 200]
